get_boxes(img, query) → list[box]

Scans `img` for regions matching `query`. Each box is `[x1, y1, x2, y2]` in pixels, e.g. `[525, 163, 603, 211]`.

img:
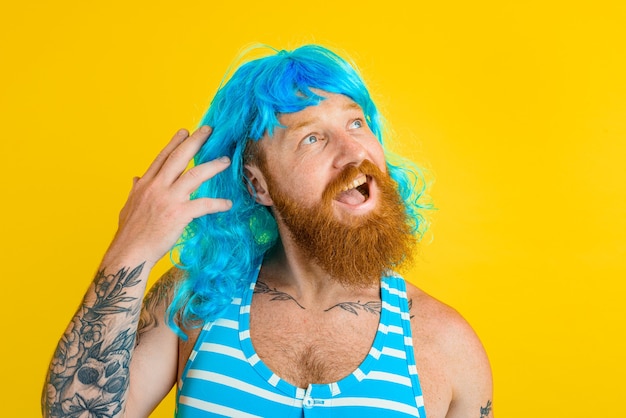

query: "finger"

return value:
[159, 126, 213, 184]
[125, 176, 141, 198]
[142, 128, 190, 180]
[172, 156, 231, 196]
[186, 197, 233, 218]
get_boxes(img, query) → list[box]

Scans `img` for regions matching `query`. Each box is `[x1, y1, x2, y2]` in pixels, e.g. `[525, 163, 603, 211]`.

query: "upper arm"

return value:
[408, 285, 493, 418]
[443, 314, 493, 418]
[125, 268, 182, 418]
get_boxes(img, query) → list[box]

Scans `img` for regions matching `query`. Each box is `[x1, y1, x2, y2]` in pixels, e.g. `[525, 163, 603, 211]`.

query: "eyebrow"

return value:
[289, 118, 318, 132]
[286, 102, 363, 133]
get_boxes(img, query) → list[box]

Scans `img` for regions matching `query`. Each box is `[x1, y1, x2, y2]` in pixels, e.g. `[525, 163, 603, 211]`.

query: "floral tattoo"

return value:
[137, 269, 176, 339]
[43, 264, 143, 418]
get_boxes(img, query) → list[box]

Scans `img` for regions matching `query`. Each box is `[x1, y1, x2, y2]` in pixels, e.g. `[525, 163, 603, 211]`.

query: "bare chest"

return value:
[177, 315, 454, 418]
[177, 285, 458, 417]
[249, 299, 380, 388]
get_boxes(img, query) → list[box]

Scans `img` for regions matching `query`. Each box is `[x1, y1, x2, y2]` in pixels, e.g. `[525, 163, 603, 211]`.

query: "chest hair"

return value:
[249, 301, 379, 388]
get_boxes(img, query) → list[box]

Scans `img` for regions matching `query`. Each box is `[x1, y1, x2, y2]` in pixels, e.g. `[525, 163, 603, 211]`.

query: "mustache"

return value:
[322, 160, 387, 202]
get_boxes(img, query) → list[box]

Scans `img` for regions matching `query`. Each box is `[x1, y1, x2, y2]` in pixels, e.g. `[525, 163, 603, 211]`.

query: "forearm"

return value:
[42, 126, 232, 417]
[42, 257, 153, 418]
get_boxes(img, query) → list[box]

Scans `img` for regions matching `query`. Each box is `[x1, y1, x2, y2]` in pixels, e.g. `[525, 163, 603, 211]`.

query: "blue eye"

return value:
[350, 119, 363, 129]
[302, 135, 318, 145]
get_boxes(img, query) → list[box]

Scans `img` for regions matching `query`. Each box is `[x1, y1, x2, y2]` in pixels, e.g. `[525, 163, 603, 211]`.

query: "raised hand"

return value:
[107, 126, 232, 266]
[43, 126, 233, 418]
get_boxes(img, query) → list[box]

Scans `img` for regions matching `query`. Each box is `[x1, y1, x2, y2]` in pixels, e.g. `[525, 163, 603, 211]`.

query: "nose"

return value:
[331, 131, 368, 169]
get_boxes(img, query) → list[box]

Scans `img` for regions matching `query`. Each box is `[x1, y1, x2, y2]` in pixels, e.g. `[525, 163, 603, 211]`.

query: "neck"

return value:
[261, 230, 379, 307]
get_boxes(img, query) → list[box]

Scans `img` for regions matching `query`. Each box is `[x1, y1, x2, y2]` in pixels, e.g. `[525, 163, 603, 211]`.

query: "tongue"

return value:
[336, 188, 366, 205]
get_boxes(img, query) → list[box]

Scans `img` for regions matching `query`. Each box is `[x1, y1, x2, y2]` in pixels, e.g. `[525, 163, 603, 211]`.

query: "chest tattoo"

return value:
[324, 300, 381, 315]
[254, 281, 381, 315]
[254, 280, 305, 309]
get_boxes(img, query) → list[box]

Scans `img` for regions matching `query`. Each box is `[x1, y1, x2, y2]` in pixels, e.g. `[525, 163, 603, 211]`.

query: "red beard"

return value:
[262, 160, 416, 287]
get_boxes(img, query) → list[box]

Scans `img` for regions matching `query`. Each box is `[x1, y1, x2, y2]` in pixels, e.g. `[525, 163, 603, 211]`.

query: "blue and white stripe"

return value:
[176, 269, 427, 417]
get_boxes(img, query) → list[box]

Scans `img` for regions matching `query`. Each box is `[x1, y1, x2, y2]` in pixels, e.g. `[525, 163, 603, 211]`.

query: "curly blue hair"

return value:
[167, 45, 430, 337]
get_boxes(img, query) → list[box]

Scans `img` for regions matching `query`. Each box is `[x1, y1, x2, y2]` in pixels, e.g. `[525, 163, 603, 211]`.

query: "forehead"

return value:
[275, 92, 362, 133]
[250, 91, 364, 159]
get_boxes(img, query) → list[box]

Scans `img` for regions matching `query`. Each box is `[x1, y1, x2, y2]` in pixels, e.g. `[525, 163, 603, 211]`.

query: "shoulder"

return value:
[405, 281, 494, 417]
[406, 282, 487, 374]
[140, 267, 183, 310]
[406, 283, 479, 348]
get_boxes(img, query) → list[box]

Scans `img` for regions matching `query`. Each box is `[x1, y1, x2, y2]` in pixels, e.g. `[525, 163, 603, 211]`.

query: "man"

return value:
[43, 45, 493, 417]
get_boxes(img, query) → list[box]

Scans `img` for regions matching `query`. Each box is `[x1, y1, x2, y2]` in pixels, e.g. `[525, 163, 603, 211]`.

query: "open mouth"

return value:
[334, 174, 371, 206]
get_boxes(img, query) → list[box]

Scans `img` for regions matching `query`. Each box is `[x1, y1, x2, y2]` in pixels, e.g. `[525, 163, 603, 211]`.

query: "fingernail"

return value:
[218, 156, 230, 163]
[200, 126, 211, 134]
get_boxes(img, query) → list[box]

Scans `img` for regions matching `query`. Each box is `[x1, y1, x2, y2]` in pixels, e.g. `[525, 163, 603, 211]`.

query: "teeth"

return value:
[340, 175, 367, 192]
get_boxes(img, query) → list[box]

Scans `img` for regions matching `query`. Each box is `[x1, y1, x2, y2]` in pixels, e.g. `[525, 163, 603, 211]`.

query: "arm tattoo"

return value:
[43, 263, 144, 418]
[480, 400, 493, 417]
[408, 298, 415, 319]
[324, 300, 382, 315]
[254, 280, 305, 309]
[137, 270, 177, 339]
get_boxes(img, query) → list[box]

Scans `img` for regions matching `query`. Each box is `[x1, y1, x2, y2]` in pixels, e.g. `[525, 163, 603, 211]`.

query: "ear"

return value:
[244, 164, 274, 206]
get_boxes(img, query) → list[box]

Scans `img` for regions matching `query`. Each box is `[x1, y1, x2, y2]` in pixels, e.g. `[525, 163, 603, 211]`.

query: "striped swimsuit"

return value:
[176, 267, 427, 417]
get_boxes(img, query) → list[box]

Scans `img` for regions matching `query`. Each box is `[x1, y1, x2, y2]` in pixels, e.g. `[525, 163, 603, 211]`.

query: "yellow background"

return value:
[2, 1, 625, 416]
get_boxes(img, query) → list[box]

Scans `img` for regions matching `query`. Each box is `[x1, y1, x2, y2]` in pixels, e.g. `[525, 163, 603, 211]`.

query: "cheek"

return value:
[366, 140, 387, 170]
[266, 161, 319, 200]
[290, 170, 331, 205]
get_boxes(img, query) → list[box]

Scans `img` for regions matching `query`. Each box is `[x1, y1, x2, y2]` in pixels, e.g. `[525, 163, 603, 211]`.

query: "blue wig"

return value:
[167, 45, 430, 336]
